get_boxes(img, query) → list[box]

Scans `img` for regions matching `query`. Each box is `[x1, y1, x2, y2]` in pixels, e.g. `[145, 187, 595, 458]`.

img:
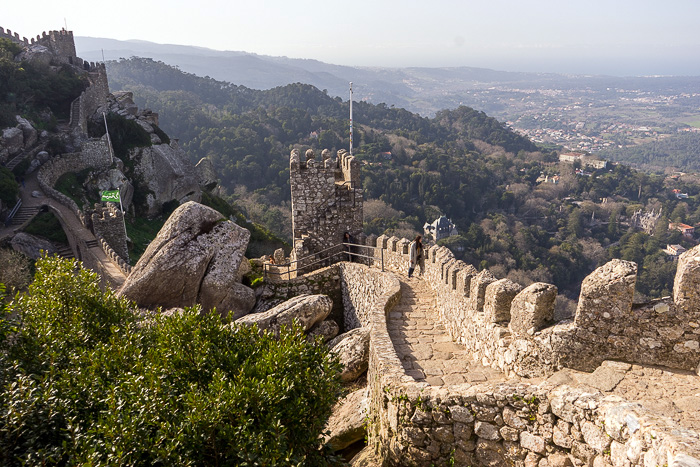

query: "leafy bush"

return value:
[10, 157, 31, 177]
[24, 211, 68, 244]
[0, 256, 341, 466]
[0, 165, 19, 206]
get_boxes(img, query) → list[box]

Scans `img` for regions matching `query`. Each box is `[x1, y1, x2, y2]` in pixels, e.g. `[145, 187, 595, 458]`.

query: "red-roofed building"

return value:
[670, 223, 695, 239]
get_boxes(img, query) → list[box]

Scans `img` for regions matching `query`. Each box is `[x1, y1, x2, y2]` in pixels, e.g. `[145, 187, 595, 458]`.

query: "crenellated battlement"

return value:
[369, 234, 700, 377]
[90, 203, 129, 265]
[289, 148, 363, 273]
[0, 26, 30, 47]
[0, 26, 82, 67]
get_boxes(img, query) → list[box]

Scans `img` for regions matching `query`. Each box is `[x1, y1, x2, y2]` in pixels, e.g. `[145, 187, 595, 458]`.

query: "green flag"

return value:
[101, 190, 120, 203]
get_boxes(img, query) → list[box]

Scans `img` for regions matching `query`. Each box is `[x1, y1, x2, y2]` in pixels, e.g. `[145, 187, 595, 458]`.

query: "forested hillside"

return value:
[106, 57, 700, 308]
[600, 132, 700, 172]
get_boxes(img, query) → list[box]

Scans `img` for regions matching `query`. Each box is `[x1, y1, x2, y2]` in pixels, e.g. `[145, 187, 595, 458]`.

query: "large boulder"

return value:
[129, 143, 201, 217]
[324, 387, 369, 451]
[2, 127, 23, 157]
[16, 45, 52, 66]
[195, 157, 218, 191]
[306, 319, 339, 343]
[329, 327, 370, 382]
[16, 117, 37, 148]
[10, 232, 57, 259]
[235, 294, 332, 335]
[118, 202, 253, 316]
[349, 446, 383, 466]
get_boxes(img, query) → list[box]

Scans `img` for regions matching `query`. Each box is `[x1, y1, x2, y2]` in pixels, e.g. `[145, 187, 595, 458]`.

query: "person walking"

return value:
[408, 235, 424, 278]
[343, 231, 354, 262]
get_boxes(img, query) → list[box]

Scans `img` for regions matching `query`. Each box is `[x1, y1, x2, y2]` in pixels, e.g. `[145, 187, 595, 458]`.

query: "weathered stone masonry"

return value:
[334, 259, 700, 466]
[372, 234, 700, 378]
[289, 148, 363, 273]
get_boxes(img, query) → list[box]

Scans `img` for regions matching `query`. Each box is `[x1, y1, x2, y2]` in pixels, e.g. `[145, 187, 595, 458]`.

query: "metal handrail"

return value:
[4, 198, 22, 227]
[263, 241, 385, 280]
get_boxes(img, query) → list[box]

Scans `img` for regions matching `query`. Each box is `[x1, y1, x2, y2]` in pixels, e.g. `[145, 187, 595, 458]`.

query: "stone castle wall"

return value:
[289, 148, 363, 273]
[70, 63, 110, 136]
[91, 204, 129, 264]
[0, 27, 82, 66]
[37, 138, 113, 226]
[256, 265, 344, 327]
[333, 260, 700, 466]
[0, 26, 31, 47]
[370, 235, 700, 378]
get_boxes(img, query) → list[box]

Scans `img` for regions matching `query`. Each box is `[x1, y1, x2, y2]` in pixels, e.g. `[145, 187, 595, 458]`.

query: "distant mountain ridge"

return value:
[75, 36, 564, 116]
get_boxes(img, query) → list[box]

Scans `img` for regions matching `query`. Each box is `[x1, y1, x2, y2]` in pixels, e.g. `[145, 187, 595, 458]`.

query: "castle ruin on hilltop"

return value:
[278, 143, 700, 465]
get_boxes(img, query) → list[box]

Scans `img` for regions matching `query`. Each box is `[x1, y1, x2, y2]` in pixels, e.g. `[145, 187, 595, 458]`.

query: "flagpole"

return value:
[103, 112, 114, 164]
[349, 82, 353, 156]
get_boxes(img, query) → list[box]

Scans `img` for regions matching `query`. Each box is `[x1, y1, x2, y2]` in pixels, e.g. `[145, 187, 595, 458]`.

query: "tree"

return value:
[0, 256, 341, 466]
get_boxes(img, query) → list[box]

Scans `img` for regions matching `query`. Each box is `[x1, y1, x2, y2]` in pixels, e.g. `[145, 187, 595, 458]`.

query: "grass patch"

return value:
[54, 169, 94, 207]
[24, 211, 68, 244]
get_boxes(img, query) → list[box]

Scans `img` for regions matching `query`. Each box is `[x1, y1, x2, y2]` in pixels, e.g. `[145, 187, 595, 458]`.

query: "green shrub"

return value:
[24, 211, 68, 244]
[0, 256, 342, 466]
[0, 166, 18, 206]
[10, 157, 30, 177]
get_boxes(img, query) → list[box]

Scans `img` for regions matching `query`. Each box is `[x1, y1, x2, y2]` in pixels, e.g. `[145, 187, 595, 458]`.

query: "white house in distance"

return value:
[559, 152, 607, 169]
[424, 215, 458, 242]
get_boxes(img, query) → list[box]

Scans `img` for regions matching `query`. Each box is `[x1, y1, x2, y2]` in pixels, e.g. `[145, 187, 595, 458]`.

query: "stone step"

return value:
[85, 239, 99, 248]
[11, 206, 41, 225]
[55, 244, 74, 258]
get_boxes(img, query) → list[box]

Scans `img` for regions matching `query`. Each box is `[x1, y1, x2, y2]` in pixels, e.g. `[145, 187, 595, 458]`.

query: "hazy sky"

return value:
[4, 0, 700, 75]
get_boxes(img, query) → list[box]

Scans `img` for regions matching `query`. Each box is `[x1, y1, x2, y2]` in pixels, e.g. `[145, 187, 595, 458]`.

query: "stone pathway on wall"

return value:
[386, 273, 700, 432]
[0, 170, 126, 288]
[388, 275, 511, 387]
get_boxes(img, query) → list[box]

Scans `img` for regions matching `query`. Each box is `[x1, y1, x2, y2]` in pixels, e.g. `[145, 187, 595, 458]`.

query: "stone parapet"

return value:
[96, 234, 131, 276]
[331, 261, 700, 465]
[370, 237, 700, 376]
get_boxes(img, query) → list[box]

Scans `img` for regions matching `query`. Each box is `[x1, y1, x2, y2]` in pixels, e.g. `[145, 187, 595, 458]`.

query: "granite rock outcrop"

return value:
[118, 201, 253, 316]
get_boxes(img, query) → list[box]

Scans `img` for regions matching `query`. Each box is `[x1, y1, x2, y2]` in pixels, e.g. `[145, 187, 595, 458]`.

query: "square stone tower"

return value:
[289, 148, 363, 273]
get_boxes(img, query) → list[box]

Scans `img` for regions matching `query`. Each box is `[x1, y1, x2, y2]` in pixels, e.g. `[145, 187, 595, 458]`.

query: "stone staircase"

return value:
[55, 244, 74, 259]
[69, 97, 82, 131]
[389, 276, 510, 386]
[5, 142, 47, 171]
[11, 206, 41, 226]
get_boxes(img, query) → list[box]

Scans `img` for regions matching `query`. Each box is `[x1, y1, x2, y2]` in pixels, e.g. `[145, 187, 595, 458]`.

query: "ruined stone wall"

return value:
[370, 235, 700, 377]
[256, 265, 344, 327]
[289, 148, 363, 272]
[0, 27, 83, 65]
[35, 30, 77, 63]
[339, 261, 401, 330]
[0, 26, 30, 46]
[91, 204, 129, 264]
[96, 235, 131, 276]
[333, 261, 700, 465]
[70, 63, 110, 136]
[37, 138, 112, 225]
